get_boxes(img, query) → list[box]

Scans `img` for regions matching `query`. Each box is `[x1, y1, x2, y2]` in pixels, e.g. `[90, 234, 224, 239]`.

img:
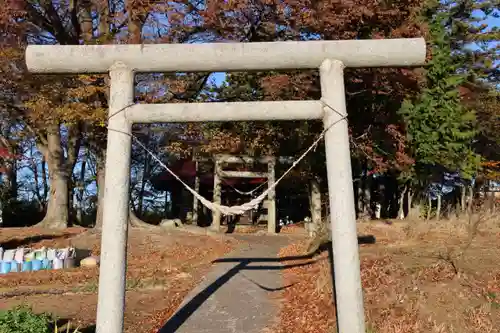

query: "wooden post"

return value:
[212, 159, 222, 231]
[267, 158, 276, 234]
[192, 161, 200, 225]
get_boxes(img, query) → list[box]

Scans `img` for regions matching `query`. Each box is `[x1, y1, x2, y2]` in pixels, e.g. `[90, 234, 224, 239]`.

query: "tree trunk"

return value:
[129, 208, 156, 228]
[485, 181, 495, 213]
[41, 156, 49, 206]
[309, 178, 322, 237]
[192, 162, 200, 225]
[467, 185, 474, 214]
[436, 194, 442, 220]
[95, 156, 106, 229]
[407, 187, 419, 219]
[76, 147, 87, 223]
[41, 170, 69, 229]
[68, 176, 75, 226]
[374, 178, 383, 219]
[37, 125, 70, 229]
[137, 181, 145, 217]
[363, 182, 372, 217]
[426, 195, 432, 220]
[137, 130, 151, 217]
[29, 143, 45, 208]
[398, 185, 407, 219]
[4, 162, 17, 200]
[359, 171, 372, 219]
[460, 186, 466, 213]
[164, 191, 169, 218]
[1, 156, 18, 225]
[0, 135, 19, 225]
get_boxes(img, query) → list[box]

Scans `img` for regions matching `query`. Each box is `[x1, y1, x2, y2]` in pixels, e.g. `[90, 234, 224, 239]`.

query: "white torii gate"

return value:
[25, 38, 426, 333]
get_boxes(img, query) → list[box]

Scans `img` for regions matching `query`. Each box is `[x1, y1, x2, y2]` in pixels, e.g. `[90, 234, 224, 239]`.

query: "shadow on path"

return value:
[157, 254, 314, 333]
[158, 234, 376, 333]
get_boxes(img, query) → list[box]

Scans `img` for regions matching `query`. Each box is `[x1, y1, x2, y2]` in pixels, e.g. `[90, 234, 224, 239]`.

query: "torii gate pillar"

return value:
[25, 38, 426, 333]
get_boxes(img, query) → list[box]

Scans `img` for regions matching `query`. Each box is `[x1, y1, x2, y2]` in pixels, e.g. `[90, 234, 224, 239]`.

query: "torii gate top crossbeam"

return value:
[25, 38, 426, 73]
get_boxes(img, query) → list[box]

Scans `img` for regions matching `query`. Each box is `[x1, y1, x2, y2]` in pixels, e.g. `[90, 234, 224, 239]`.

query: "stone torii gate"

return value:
[211, 154, 277, 232]
[25, 38, 426, 333]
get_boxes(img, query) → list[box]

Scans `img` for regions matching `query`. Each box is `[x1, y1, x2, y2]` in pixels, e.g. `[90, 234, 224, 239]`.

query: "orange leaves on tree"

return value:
[22, 74, 107, 127]
[481, 161, 500, 180]
[260, 73, 316, 101]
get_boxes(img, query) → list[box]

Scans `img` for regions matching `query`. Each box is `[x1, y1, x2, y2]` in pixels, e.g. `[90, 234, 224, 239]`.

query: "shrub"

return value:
[0, 306, 52, 333]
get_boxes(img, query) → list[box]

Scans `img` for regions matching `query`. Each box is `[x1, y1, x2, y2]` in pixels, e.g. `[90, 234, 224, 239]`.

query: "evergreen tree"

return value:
[399, 2, 481, 180]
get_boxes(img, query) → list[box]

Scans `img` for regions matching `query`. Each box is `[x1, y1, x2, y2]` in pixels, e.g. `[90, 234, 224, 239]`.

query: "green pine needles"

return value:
[399, 1, 481, 180]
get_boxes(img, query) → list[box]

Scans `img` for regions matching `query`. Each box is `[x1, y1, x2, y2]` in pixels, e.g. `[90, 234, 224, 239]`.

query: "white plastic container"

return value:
[52, 258, 63, 269]
[47, 248, 57, 260]
[3, 249, 15, 262]
[14, 248, 29, 263]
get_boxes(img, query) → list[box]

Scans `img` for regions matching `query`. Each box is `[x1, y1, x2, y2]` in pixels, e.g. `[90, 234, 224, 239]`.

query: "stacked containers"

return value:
[0, 246, 76, 274]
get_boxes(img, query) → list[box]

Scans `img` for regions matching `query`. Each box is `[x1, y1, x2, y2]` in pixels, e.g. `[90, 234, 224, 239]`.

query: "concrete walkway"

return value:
[158, 235, 296, 333]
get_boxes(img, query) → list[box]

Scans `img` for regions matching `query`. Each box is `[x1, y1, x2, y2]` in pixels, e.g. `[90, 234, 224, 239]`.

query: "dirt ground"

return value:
[0, 227, 236, 333]
[277, 216, 500, 333]
[3, 217, 500, 333]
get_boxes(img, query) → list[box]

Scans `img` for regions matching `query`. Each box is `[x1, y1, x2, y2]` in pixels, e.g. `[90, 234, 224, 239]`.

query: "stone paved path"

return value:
[158, 234, 294, 333]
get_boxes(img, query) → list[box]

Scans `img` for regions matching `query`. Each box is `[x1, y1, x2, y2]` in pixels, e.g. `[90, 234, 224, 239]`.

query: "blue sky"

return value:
[211, 72, 227, 87]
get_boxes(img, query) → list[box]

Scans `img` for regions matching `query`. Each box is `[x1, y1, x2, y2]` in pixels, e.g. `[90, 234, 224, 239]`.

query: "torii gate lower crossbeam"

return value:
[25, 37, 426, 333]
